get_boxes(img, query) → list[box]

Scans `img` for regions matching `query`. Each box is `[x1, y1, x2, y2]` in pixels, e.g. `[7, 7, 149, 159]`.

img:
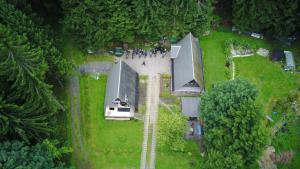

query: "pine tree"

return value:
[133, 0, 168, 40]
[0, 24, 59, 142]
[232, 0, 300, 37]
[0, 0, 72, 78]
[105, 0, 134, 44]
[62, 0, 109, 49]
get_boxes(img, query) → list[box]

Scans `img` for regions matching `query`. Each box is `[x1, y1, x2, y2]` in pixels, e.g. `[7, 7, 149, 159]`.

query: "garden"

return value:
[70, 74, 143, 169]
[201, 31, 300, 168]
[156, 106, 203, 169]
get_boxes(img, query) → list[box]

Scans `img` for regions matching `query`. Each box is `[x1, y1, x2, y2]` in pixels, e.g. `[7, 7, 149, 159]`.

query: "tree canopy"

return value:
[0, 140, 72, 169]
[232, 0, 300, 38]
[157, 108, 187, 152]
[0, 0, 72, 78]
[62, 0, 214, 49]
[201, 79, 267, 168]
[0, 24, 61, 142]
[0, 0, 70, 142]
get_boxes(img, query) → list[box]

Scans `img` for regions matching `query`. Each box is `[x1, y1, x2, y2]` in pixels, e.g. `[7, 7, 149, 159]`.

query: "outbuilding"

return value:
[181, 97, 200, 119]
[170, 33, 205, 95]
[284, 51, 295, 71]
[104, 61, 138, 120]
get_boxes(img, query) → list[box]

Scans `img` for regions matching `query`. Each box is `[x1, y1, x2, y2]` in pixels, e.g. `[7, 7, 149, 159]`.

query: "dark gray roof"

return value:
[105, 61, 138, 107]
[171, 33, 204, 92]
[181, 97, 200, 117]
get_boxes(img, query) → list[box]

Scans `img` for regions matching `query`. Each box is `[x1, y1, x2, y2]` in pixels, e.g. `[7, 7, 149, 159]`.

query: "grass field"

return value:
[75, 75, 143, 169]
[156, 106, 202, 169]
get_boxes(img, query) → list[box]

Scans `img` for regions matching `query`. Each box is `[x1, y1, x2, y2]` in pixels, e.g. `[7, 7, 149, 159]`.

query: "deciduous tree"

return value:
[157, 108, 187, 152]
[201, 79, 267, 167]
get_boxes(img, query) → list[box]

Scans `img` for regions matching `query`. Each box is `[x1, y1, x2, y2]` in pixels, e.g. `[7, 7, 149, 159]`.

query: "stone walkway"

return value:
[232, 60, 235, 80]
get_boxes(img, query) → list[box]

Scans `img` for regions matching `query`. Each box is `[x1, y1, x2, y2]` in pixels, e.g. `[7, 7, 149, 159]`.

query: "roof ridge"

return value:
[116, 61, 122, 98]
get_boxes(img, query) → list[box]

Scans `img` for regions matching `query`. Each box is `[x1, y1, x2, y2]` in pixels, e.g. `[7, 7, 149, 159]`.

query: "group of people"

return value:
[125, 47, 168, 59]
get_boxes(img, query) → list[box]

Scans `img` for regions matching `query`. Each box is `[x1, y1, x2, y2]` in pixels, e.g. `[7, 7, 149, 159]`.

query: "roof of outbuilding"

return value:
[181, 97, 200, 117]
[284, 51, 295, 68]
[105, 61, 138, 107]
[171, 33, 204, 91]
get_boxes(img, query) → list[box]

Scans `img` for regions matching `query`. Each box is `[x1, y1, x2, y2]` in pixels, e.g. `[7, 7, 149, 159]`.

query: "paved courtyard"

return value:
[121, 52, 171, 75]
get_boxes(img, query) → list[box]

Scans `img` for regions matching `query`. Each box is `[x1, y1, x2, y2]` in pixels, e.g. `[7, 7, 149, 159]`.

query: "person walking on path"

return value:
[142, 61, 146, 66]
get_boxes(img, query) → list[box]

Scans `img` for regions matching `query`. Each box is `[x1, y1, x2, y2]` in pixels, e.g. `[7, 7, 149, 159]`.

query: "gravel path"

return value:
[140, 76, 152, 169]
[140, 75, 160, 169]
[149, 75, 160, 169]
[69, 76, 90, 168]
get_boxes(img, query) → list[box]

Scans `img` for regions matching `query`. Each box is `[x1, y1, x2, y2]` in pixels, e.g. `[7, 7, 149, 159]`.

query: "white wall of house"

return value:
[105, 104, 135, 120]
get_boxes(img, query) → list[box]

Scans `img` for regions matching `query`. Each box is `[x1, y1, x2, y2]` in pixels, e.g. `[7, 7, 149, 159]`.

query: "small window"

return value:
[109, 107, 115, 110]
[118, 107, 130, 112]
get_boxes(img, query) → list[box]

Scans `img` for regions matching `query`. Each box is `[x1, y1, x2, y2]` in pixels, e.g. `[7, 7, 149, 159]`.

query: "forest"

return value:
[0, 0, 299, 169]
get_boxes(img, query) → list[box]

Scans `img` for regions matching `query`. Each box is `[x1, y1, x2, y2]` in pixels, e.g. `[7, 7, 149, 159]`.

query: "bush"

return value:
[157, 107, 187, 152]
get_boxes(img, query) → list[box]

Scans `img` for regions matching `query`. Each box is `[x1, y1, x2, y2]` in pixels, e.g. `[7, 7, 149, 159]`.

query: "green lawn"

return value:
[75, 75, 143, 169]
[156, 106, 202, 169]
[61, 35, 114, 66]
[201, 32, 299, 111]
[201, 31, 271, 91]
[234, 56, 299, 111]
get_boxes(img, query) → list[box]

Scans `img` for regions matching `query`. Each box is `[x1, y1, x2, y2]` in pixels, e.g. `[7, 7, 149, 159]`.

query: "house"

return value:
[170, 33, 205, 95]
[284, 51, 295, 71]
[104, 61, 138, 120]
[171, 33, 205, 139]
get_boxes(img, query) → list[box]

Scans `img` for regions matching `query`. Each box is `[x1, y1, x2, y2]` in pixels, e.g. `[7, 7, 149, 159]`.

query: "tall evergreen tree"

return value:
[0, 24, 59, 142]
[62, 0, 214, 47]
[132, 0, 168, 40]
[169, 0, 214, 36]
[232, 0, 300, 37]
[105, 0, 135, 44]
[0, 0, 71, 78]
[62, 0, 109, 49]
